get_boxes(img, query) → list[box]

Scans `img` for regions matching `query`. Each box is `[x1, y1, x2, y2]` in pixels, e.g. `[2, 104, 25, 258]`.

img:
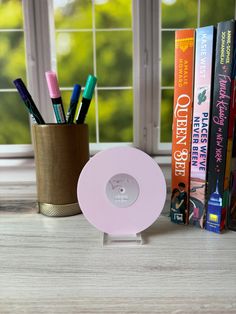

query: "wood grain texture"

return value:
[0, 204, 236, 314]
[0, 183, 36, 201]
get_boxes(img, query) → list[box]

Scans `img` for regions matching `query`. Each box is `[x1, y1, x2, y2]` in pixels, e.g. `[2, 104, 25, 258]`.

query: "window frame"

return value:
[133, 0, 170, 155]
[0, 0, 168, 158]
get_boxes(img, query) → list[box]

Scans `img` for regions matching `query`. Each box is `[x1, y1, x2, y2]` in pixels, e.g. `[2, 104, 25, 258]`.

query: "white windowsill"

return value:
[0, 155, 171, 201]
[0, 158, 35, 201]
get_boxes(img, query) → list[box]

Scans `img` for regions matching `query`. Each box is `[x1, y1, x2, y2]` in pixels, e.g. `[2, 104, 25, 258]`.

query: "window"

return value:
[54, 0, 133, 144]
[1, 0, 135, 158]
[0, 0, 236, 158]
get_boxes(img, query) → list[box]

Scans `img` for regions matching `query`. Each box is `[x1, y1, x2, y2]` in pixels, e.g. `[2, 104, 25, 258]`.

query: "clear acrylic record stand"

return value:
[102, 232, 143, 247]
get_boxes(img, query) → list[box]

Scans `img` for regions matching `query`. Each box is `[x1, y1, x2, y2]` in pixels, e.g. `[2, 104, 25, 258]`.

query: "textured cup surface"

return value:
[32, 124, 89, 216]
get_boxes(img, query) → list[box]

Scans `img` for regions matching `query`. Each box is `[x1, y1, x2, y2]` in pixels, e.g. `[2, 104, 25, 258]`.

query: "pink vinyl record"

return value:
[77, 147, 166, 235]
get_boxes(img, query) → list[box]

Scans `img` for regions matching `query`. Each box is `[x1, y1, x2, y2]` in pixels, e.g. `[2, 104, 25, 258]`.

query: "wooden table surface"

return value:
[0, 202, 236, 314]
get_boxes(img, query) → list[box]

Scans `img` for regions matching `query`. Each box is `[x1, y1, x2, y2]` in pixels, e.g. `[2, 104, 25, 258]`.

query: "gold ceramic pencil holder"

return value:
[32, 124, 89, 217]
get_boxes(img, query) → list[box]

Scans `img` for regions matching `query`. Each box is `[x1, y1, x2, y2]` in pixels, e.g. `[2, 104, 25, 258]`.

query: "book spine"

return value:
[206, 20, 235, 234]
[224, 32, 236, 229]
[227, 119, 236, 231]
[171, 29, 195, 225]
[189, 26, 215, 228]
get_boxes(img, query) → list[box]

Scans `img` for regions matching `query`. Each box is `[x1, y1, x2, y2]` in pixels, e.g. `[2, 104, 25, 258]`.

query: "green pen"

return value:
[76, 75, 97, 124]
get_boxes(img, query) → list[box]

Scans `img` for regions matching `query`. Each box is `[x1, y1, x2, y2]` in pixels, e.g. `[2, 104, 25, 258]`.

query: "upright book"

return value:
[226, 42, 236, 231]
[206, 20, 235, 233]
[189, 26, 215, 228]
[227, 120, 236, 231]
[171, 29, 195, 225]
[222, 49, 236, 227]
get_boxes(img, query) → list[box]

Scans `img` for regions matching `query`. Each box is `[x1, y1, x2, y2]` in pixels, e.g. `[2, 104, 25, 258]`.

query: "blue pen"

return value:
[66, 84, 81, 124]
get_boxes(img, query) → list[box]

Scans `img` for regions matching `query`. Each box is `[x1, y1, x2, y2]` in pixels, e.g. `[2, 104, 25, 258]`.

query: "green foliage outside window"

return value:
[0, 0, 29, 144]
[0, 0, 235, 145]
[55, 0, 133, 143]
[0, 0, 133, 144]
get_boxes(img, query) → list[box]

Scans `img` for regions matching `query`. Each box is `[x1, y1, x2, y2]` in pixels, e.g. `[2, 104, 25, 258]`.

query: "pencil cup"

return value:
[32, 124, 89, 217]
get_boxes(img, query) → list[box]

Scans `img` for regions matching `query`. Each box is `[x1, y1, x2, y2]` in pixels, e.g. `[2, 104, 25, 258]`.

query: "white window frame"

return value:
[0, 0, 168, 158]
[0, 0, 56, 158]
[133, 0, 170, 155]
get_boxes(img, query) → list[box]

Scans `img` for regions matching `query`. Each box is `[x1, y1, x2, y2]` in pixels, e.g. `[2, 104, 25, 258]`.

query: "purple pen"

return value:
[13, 78, 45, 124]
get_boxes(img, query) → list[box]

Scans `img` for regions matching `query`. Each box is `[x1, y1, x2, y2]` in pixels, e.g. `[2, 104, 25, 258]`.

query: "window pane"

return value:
[162, 0, 198, 29]
[0, 32, 26, 89]
[56, 32, 93, 86]
[96, 31, 133, 87]
[0, 0, 29, 145]
[54, 0, 92, 29]
[0, 92, 31, 144]
[61, 90, 96, 142]
[0, 0, 23, 28]
[54, 0, 133, 145]
[200, 0, 235, 26]
[161, 88, 173, 143]
[95, 0, 132, 28]
[98, 89, 133, 142]
[162, 31, 174, 87]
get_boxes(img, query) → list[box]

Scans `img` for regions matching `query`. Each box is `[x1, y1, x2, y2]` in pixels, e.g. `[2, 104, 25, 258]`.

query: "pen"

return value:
[45, 71, 66, 124]
[13, 78, 45, 124]
[66, 84, 81, 124]
[76, 75, 97, 124]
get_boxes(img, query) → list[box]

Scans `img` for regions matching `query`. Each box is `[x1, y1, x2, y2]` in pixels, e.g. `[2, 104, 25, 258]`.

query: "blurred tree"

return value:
[0, 0, 30, 144]
[55, 0, 133, 143]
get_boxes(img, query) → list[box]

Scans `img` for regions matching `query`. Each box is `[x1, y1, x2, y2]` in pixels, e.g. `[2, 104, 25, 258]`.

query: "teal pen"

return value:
[76, 75, 97, 124]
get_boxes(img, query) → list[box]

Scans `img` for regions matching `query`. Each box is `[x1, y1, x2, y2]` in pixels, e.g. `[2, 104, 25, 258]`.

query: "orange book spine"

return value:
[170, 29, 195, 225]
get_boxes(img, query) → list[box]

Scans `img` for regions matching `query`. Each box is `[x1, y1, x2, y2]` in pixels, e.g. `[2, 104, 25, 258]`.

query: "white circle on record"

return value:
[77, 147, 166, 235]
[106, 173, 140, 208]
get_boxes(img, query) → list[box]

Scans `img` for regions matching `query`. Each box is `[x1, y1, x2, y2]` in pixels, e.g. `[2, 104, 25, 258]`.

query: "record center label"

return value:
[106, 173, 140, 208]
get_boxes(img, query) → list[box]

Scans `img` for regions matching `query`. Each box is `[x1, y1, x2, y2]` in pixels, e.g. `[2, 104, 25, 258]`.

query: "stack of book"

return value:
[171, 19, 236, 234]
